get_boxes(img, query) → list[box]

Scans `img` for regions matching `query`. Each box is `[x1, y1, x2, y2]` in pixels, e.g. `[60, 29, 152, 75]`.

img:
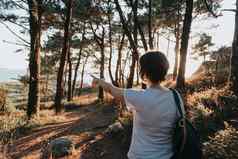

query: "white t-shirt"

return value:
[124, 87, 181, 159]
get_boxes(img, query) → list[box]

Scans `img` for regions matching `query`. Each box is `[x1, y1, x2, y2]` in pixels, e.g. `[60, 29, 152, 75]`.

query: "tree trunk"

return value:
[64, 65, 67, 94]
[156, 31, 160, 50]
[114, 0, 137, 52]
[132, 0, 139, 87]
[67, 49, 72, 101]
[215, 56, 219, 85]
[90, 22, 105, 101]
[115, 33, 125, 87]
[120, 66, 124, 87]
[136, 60, 140, 85]
[27, 0, 42, 119]
[79, 55, 89, 95]
[108, 10, 115, 85]
[138, 23, 148, 51]
[72, 47, 83, 97]
[176, 0, 193, 88]
[98, 28, 105, 101]
[133, 0, 138, 48]
[229, 0, 238, 95]
[127, 51, 137, 88]
[148, 0, 153, 49]
[114, 0, 139, 88]
[173, 17, 180, 81]
[45, 72, 49, 102]
[128, 0, 148, 51]
[122, 50, 130, 88]
[99, 46, 105, 100]
[54, 0, 73, 114]
[72, 23, 85, 97]
[127, 0, 140, 88]
[166, 35, 171, 57]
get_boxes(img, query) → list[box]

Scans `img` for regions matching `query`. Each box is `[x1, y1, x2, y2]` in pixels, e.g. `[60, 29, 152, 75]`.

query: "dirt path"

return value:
[6, 100, 117, 159]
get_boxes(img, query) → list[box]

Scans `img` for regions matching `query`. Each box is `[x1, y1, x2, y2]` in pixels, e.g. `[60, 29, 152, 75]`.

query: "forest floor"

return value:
[2, 93, 123, 159]
[1, 70, 238, 159]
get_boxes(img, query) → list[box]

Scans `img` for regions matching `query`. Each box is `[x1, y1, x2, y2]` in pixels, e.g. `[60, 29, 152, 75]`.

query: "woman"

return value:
[92, 51, 181, 159]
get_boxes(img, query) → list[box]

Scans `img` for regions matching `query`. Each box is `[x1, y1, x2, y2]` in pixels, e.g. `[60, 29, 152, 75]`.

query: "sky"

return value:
[0, 0, 236, 76]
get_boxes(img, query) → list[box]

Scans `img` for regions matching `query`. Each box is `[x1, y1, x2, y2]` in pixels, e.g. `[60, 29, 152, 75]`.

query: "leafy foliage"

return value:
[193, 33, 214, 60]
[210, 46, 231, 64]
[203, 125, 238, 159]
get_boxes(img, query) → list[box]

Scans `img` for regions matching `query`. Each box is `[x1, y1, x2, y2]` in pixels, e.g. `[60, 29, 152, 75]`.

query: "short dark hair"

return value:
[139, 51, 169, 83]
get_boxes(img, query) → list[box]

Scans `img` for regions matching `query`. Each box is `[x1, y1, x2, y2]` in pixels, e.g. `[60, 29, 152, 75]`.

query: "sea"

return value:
[0, 68, 26, 83]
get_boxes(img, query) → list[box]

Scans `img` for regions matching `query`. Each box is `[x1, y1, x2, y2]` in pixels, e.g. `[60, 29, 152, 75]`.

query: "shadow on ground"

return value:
[7, 101, 117, 159]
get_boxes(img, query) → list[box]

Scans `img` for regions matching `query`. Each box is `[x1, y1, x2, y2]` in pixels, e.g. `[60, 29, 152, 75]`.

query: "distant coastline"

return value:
[0, 68, 26, 83]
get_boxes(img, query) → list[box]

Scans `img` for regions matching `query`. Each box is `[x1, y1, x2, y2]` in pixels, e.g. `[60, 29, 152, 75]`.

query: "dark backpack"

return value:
[170, 89, 202, 159]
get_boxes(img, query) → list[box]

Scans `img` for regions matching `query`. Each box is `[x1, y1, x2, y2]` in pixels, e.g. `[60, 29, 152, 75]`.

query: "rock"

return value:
[41, 138, 75, 159]
[104, 122, 124, 136]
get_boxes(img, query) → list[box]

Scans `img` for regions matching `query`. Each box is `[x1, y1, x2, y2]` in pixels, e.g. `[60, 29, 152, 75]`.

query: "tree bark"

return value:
[176, 0, 193, 88]
[90, 22, 105, 101]
[108, 9, 115, 85]
[72, 47, 83, 97]
[156, 31, 160, 50]
[127, 51, 137, 88]
[148, 0, 153, 49]
[120, 66, 124, 87]
[173, 12, 180, 81]
[122, 50, 130, 88]
[79, 55, 89, 95]
[215, 56, 219, 85]
[54, 0, 73, 114]
[45, 72, 49, 102]
[114, 0, 137, 51]
[136, 60, 140, 85]
[229, 0, 238, 95]
[129, 0, 148, 51]
[114, 0, 139, 88]
[27, 0, 42, 119]
[166, 35, 171, 57]
[132, 0, 139, 87]
[67, 49, 72, 101]
[173, 28, 180, 80]
[115, 33, 125, 87]
[72, 23, 86, 97]
[138, 23, 148, 51]
[98, 28, 105, 101]
[132, 0, 138, 48]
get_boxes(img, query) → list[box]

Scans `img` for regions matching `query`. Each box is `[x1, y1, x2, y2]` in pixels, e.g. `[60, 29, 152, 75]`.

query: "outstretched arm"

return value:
[92, 76, 124, 101]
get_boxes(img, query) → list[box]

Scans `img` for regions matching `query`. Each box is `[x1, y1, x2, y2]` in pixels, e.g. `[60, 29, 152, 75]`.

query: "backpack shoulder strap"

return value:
[169, 88, 185, 118]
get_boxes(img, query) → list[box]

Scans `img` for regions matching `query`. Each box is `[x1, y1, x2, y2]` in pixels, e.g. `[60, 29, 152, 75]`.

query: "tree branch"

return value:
[222, 9, 237, 13]
[89, 22, 103, 45]
[0, 21, 30, 45]
[9, 0, 28, 11]
[7, 19, 29, 30]
[114, 0, 137, 52]
[203, 0, 219, 18]
[3, 40, 30, 47]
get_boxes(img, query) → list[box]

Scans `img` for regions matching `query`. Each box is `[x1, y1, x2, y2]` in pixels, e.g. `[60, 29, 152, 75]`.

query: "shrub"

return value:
[217, 95, 238, 119]
[203, 124, 238, 159]
[0, 113, 27, 144]
[190, 104, 224, 140]
[0, 87, 16, 113]
[0, 88, 7, 112]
